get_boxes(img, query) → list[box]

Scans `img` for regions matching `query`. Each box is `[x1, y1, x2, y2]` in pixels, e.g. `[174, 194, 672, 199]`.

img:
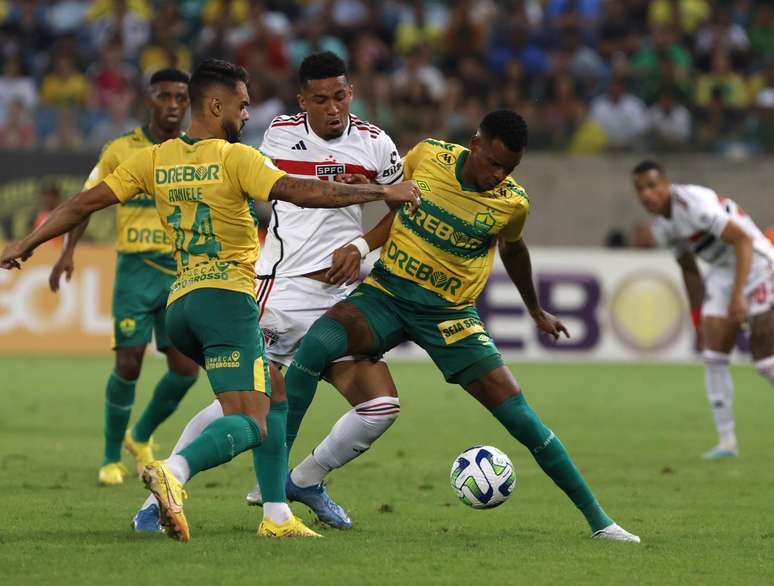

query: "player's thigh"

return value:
[328, 360, 398, 406]
[335, 283, 406, 357]
[407, 304, 504, 387]
[111, 254, 158, 351]
[165, 296, 205, 367]
[189, 289, 272, 397]
[750, 308, 774, 361]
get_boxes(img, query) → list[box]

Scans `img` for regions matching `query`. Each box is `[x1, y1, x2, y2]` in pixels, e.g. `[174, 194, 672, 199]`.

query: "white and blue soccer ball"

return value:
[450, 445, 516, 509]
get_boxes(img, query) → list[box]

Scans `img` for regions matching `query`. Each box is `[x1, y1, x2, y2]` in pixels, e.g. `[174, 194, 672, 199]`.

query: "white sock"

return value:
[140, 400, 224, 510]
[291, 396, 400, 488]
[164, 454, 191, 485]
[263, 502, 292, 524]
[754, 355, 774, 385]
[703, 351, 736, 447]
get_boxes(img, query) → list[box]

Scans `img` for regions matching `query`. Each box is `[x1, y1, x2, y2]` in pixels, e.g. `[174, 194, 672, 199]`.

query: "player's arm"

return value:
[676, 251, 705, 330]
[49, 219, 88, 292]
[720, 220, 753, 323]
[1, 183, 120, 269]
[268, 175, 420, 210]
[498, 237, 569, 341]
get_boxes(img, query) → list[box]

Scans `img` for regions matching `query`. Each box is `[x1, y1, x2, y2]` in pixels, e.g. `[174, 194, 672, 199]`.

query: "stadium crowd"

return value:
[0, 0, 773, 154]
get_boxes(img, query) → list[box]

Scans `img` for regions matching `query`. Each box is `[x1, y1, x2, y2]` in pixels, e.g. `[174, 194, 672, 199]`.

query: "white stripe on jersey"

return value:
[651, 184, 774, 271]
[256, 113, 402, 278]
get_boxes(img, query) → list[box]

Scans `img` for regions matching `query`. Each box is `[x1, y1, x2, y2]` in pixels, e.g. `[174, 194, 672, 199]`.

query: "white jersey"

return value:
[651, 183, 774, 273]
[256, 112, 403, 278]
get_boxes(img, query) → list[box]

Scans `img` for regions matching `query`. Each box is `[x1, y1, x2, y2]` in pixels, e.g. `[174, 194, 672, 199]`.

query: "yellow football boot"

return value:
[141, 461, 190, 542]
[98, 463, 128, 486]
[257, 515, 322, 538]
[124, 431, 155, 476]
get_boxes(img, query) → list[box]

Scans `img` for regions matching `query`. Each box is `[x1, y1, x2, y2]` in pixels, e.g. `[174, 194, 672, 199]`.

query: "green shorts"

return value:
[345, 282, 504, 386]
[112, 253, 175, 350]
[165, 288, 270, 395]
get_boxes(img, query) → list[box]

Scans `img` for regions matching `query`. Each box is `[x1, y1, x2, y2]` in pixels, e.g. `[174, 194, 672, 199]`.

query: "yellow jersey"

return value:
[85, 125, 175, 268]
[104, 135, 286, 304]
[366, 138, 529, 308]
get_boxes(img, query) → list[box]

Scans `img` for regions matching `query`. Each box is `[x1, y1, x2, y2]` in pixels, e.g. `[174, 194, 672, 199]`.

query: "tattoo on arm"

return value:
[270, 176, 386, 207]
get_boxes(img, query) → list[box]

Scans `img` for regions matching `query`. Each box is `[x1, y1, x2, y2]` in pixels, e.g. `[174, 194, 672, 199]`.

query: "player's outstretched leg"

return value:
[100, 346, 145, 485]
[126, 354, 198, 475]
[465, 362, 640, 543]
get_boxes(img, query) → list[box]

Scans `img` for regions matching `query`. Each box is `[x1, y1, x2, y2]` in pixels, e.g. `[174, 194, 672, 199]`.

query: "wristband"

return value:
[690, 308, 701, 327]
[350, 237, 370, 259]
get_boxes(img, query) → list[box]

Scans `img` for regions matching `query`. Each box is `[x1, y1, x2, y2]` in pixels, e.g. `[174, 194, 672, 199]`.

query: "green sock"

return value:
[252, 400, 288, 502]
[285, 317, 348, 454]
[491, 394, 613, 533]
[132, 371, 197, 442]
[178, 413, 262, 478]
[103, 372, 136, 465]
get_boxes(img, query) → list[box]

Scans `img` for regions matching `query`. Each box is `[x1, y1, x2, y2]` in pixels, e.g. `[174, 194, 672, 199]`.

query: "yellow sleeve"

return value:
[224, 143, 286, 201]
[401, 142, 427, 181]
[103, 148, 154, 203]
[500, 200, 530, 242]
[83, 141, 120, 190]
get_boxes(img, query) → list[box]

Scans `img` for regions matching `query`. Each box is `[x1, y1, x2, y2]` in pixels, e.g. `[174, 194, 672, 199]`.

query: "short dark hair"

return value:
[298, 51, 347, 86]
[632, 160, 665, 175]
[149, 68, 190, 86]
[479, 110, 528, 152]
[188, 59, 248, 109]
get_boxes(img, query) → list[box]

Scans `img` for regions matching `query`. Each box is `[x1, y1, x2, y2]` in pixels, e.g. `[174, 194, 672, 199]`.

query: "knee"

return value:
[754, 356, 774, 383]
[702, 350, 730, 370]
[115, 348, 144, 380]
[356, 396, 400, 430]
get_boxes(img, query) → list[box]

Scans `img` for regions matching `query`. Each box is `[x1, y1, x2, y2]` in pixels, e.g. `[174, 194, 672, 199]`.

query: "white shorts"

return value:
[702, 266, 774, 319]
[257, 276, 357, 367]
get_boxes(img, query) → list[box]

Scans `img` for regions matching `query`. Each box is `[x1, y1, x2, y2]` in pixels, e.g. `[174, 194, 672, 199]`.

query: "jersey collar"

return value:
[141, 124, 160, 144]
[455, 149, 481, 193]
[179, 134, 207, 145]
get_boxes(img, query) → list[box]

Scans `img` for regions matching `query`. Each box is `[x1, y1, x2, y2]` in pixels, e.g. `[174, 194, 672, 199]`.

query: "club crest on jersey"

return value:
[436, 151, 456, 165]
[474, 211, 496, 233]
[118, 318, 136, 337]
[315, 163, 346, 179]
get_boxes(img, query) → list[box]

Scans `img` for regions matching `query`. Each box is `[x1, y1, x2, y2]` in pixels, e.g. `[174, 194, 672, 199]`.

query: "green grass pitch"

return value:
[1, 356, 772, 585]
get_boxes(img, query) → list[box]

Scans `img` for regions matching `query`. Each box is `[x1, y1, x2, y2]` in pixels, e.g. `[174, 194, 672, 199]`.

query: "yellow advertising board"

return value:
[0, 244, 115, 353]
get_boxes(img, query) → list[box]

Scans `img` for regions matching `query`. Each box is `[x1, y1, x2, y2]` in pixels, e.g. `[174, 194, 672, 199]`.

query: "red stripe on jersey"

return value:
[271, 120, 305, 128]
[273, 159, 377, 179]
[689, 230, 707, 242]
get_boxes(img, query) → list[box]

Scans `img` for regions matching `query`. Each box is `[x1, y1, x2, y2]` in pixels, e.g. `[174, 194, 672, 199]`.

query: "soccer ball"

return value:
[450, 445, 516, 509]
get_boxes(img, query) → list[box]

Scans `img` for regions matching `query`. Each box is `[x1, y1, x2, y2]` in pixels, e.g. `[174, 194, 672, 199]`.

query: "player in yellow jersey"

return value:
[47, 69, 201, 487]
[282, 110, 641, 543]
[0, 58, 421, 541]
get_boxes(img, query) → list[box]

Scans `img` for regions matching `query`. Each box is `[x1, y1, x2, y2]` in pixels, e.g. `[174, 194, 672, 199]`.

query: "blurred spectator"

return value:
[694, 7, 750, 70]
[394, 0, 444, 55]
[749, 5, 774, 63]
[648, 0, 711, 35]
[288, 19, 349, 69]
[1, 0, 53, 75]
[240, 77, 284, 147]
[40, 51, 90, 109]
[88, 89, 140, 148]
[31, 184, 64, 248]
[750, 60, 774, 152]
[630, 26, 692, 93]
[589, 78, 650, 149]
[649, 89, 692, 148]
[232, 3, 289, 83]
[0, 55, 37, 124]
[392, 44, 446, 104]
[88, 0, 151, 58]
[560, 27, 607, 97]
[542, 75, 587, 148]
[139, 4, 192, 79]
[0, 99, 37, 150]
[43, 107, 85, 151]
[695, 50, 749, 110]
[598, 1, 640, 60]
[695, 85, 744, 150]
[87, 37, 138, 110]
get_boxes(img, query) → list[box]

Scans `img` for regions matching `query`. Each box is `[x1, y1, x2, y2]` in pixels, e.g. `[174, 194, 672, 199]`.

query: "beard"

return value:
[223, 120, 242, 143]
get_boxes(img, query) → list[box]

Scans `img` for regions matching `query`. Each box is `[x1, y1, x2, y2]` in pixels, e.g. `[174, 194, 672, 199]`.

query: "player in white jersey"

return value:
[632, 161, 774, 458]
[242, 52, 403, 528]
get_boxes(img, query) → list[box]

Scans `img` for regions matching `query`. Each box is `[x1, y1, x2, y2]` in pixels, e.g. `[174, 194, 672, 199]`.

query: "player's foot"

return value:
[141, 461, 189, 542]
[592, 523, 641, 543]
[257, 515, 322, 538]
[245, 482, 263, 506]
[98, 463, 128, 486]
[286, 472, 352, 529]
[702, 445, 738, 459]
[124, 431, 156, 476]
[131, 503, 163, 533]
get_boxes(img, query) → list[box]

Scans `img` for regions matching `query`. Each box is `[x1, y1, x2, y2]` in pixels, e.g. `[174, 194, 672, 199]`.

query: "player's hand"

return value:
[530, 308, 570, 341]
[326, 244, 362, 286]
[384, 180, 421, 214]
[49, 252, 75, 292]
[335, 173, 370, 185]
[0, 240, 32, 270]
[728, 293, 747, 324]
